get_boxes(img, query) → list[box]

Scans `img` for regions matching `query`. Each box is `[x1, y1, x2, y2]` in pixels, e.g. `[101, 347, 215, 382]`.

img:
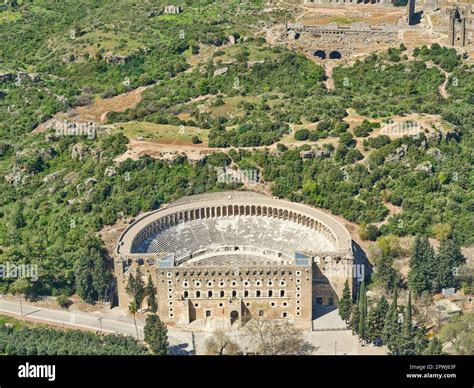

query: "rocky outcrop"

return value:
[71, 143, 89, 161]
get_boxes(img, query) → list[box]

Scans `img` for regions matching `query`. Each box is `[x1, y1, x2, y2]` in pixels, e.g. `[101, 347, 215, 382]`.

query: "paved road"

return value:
[0, 299, 194, 354]
[0, 298, 385, 355]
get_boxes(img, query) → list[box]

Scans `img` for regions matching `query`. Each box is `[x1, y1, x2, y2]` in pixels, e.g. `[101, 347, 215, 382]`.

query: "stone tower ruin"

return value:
[448, 6, 468, 47]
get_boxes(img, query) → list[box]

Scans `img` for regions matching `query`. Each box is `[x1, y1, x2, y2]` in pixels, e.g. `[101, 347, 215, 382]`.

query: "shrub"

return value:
[294, 128, 310, 141]
[56, 295, 72, 309]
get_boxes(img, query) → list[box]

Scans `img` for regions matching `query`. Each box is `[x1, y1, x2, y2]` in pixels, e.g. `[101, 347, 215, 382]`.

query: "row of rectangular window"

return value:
[166, 270, 304, 277]
[201, 309, 291, 319]
[181, 289, 288, 299]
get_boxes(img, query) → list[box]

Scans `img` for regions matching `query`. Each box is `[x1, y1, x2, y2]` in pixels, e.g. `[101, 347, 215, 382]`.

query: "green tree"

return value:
[56, 295, 72, 309]
[373, 250, 398, 292]
[126, 267, 146, 309]
[338, 279, 352, 323]
[408, 235, 435, 297]
[359, 224, 380, 241]
[128, 300, 139, 340]
[9, 203, 26, 230]
[434, 239, 466, 292]
[146, 275, 158, 313]
[369, 236, 401, 292]
[349, 286, 361, 335]
[349, 305, 359, 335]
[414, 326, 429, 355]
[0, 316, 149, 355]
[433, 223, 452, 241]
[423, 337, 444, 355]
[75, 237, 111, 304]
[366, 296, 389, 344]
[382, 286, 401, 353]
[358, 282, 368, 341]
[144, 313, 169, 355]
[294, 128, 310, 141]
[399, 291, 416, 355]
[440, 313, 474, 355]
[75, 255, 93, 303]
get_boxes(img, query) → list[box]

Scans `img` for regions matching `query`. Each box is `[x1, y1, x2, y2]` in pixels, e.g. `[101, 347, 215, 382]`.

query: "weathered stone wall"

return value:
[157, 264, 313, 330]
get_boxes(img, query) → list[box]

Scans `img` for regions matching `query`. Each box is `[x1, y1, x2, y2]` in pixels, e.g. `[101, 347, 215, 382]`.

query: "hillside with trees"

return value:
[0, 0, 472, 330]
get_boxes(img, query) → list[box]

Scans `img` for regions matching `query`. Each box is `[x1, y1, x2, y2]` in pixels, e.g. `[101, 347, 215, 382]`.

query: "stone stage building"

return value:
[116, 192, 354, 330]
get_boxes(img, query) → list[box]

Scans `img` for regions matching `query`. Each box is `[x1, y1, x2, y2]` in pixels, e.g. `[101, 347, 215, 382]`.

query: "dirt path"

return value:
[31, 58, 199, 136]
[78, 85, 150, 124]
[114, 138, 285, 163]
[426, 61, 450, 99]
[438, 68, 450, 99]
[324, 64, 335, 91]
[31, 84, 152, 135]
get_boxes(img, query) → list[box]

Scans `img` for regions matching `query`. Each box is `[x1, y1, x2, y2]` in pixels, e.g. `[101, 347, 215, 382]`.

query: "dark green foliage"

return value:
[374, 251, 398, 292]
[338, 279, 352, 323]
[399, 291, 416, 355]
[112, 48, 326, 148]
[0, 129, 232, 296]
[335, 133, 363, 164]
[423, 337, 444, 355]
[382, 288, 430, 355]
[366, 296, 389, 344]
[144, 313, 169, 355]
[146, 275, 158, 314]
[334, 50, 445, 117]
[126, 267, 146, 309]
[359, 224, 381, 241]
[0, 319, 148, 355]
[56, 295, 72, 309]
[413, 44, 461, 72]
[433, 239, 466, 293]
[209, 122, 291, 148]
[358, 282, 368, 340]
[407, 236, 465, 296]
[75, 236, 112, 304]
[191, 135, 202, 144]
[0, 0, 473, 303]
[408, 235, 436, 297]
[363, 135, 391, 149]
[370, 237, 401, 292]
[294, 128, 310, 141]
[349, 304, 359, 335]
[382, 286, 401, 353]
[353, 120, 380, 138]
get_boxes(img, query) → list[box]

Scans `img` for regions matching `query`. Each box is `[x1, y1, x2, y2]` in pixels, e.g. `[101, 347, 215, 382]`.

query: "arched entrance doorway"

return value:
[230, 310, 239, 324]
[329, 51, 342, 60]
[314, 50, 326, 60]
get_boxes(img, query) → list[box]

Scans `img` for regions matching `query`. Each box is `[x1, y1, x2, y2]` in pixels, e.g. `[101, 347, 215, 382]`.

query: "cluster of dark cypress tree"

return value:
[408, 236, 466, 297]
[338, 235, 466, 354]
[339, 280, 443, 355]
